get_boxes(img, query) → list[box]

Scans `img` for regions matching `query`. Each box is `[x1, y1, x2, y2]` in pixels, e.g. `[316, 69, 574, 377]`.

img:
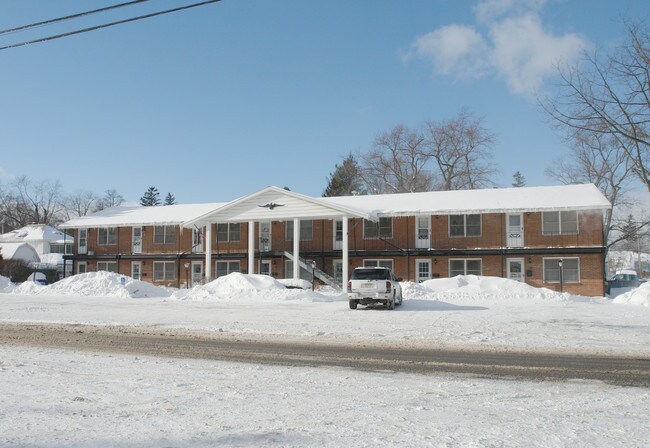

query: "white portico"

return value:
[182, 186, 376, 291]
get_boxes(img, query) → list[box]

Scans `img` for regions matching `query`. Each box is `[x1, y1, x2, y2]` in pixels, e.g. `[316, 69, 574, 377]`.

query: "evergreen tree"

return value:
[512, 171, 526, 187]
[164, 192, 176, 205]
[323, 153, 365, 197]
[140, 186, 161, 206]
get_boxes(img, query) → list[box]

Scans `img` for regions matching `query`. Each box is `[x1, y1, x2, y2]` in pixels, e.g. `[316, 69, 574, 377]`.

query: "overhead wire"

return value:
[0, 0, 222, 52]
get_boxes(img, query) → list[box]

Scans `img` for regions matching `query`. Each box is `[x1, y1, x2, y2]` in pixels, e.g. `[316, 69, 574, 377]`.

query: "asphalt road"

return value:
[2, 323, 649, 387]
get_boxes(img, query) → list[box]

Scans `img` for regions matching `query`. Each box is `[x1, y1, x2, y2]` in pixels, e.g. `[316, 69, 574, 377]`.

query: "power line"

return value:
[0, 0, 152, 36]
[0, 0, 223, 52]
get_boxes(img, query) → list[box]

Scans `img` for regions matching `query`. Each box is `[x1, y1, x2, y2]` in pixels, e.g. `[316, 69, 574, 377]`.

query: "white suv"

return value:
[347, 267, 403, 310]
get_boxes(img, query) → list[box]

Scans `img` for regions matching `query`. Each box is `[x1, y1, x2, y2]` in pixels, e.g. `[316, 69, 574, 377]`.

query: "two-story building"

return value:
[60, 184, 611, 296]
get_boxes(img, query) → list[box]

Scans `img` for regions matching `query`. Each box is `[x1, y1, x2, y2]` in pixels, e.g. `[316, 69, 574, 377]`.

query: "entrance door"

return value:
[192, 228, 203, 253]
[132, 227, 142, 254]
[191, 261, 203, 286]
[507, 258, 525, 282]
[416, 259, 432, 283]
[78, 229, 87, 255]
[259, 260, 271, 276]
[416, 217, 431, 249]
[333, 220, 343, 250]
[259, 222, 272, 252]
[131, 262, 142, 280]
[506, 214, 524, 247]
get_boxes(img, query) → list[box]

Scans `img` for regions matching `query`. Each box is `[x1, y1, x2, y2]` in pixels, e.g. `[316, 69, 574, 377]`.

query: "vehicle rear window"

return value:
[351, 269, 390, 280]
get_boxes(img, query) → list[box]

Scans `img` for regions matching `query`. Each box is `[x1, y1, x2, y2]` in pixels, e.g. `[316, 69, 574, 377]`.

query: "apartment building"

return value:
[60, 184, 611, 296]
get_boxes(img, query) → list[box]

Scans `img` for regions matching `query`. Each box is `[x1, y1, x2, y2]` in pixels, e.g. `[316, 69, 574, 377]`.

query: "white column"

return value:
[205, 224, 212, 282]
[342, 216, 349, 292]
[293, 218, 300, 281]
[248, 220, 255, 275]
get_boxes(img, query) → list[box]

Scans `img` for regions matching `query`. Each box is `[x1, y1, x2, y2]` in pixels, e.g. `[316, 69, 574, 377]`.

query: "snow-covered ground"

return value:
[1, 272, 649, 447]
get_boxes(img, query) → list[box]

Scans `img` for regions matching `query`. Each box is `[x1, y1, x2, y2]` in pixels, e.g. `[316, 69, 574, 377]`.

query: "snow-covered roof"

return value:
[0, 242, 40, 263]
[322, 184, 611, 216]
[0, 224, 73, 244]
[60, 203, 227, 229]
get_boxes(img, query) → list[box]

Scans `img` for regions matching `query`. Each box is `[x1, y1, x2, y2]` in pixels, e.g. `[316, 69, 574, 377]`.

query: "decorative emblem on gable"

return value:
[258, 202, 285, 210]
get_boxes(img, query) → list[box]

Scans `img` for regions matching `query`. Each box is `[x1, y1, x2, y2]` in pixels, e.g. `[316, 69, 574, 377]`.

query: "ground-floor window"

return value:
[97, 261, 118, 273]
[449, 259, 482, 277]
[153, 261, 176, 281]
[217, 260, 240, 277]
[543, 257, 580, 283]
[77, 261, 87, 274]
[284, 260, 311, 280]
[363, 259, 393, 269]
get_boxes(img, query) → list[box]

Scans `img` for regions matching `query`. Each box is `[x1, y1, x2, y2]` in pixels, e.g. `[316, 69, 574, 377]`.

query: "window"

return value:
[449, 215, 481, 237]
[77, 261, 87, 274]
[363, 259, 394, 269]
[285, 220, 313, 241]
[98, 228, 117, 245]
[217, 223, 241, 242]
[363, 217, 393, 239]
[153, 261, 176, 281]
[153, 225, 176, 244]
[97, 261, 118, 273]
[449, 259, 482, 277]
[217, 261, 240, 277]
[543, 258, 580, 283]
[542, 211, 578, 235]
[49, 243, 73, 254]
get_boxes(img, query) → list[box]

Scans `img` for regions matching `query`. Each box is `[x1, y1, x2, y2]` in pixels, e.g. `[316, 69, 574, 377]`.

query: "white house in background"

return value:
[0, 224, 74, 276]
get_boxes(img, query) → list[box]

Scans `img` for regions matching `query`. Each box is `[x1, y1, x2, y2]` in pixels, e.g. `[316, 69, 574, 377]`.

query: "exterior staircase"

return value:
[282, 251, 341, 290]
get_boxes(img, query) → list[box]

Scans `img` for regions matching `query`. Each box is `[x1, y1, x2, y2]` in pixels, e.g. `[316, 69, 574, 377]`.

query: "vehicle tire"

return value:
[349, 300, 357, 310]
[396, 293, 403, 306]
[387, 295, 395, 310]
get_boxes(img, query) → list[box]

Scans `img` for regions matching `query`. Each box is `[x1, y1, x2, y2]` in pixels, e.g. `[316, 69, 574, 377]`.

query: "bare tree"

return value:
[422, 108, 498, 190]
[546, 128, 635, 246]
[361, 125, 434, 193]
[63, 190, 99, 220]
[542, 22, 650, 190]
[95, 189, 125, 211]
[0, 176, 64, 227]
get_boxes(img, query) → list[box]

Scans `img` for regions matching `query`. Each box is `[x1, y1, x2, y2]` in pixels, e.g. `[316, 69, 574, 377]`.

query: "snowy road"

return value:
[3, 323, 649, 387]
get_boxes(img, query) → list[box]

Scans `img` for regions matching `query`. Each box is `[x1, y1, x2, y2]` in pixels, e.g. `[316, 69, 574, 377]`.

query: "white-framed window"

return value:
[449, 215, 481, 237]
[217, 223, 241, 242]
[542, 211, 578, 235]
[543, 257, 580, 283]
[363, 217, 393, 239]
[216, 260, 240, 277]
[50, 243, 74, 254]
[153, 225, 176, 244]
[153, 261, 176, 281]
[97, 261, 118, 273]
[97, 227, 117, 245]
[449, 259, 482, 276]
[285, 220, 313, 241]
[363, 259, 394, 269]
[77, 261, 87, 274]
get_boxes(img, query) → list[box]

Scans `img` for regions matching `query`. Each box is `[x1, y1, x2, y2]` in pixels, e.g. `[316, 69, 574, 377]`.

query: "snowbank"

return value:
[0, 275, 12, 291]
[613, 282, 650, 307]
[403, 275, 570, 302]
[173, 272, 344, 302]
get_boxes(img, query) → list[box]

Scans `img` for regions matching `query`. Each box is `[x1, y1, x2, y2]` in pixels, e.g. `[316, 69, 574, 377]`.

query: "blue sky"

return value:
[0, 0, 647, 204]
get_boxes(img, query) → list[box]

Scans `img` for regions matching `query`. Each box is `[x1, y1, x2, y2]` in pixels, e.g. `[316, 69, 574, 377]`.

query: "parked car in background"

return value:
[605, 269, 639, 297]
[347, 267, 403, 310]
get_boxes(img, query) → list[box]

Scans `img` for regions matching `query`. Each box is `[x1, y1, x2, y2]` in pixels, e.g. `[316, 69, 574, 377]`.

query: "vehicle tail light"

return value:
[347, 281, 351, 291]
[386, 281, 391, 291]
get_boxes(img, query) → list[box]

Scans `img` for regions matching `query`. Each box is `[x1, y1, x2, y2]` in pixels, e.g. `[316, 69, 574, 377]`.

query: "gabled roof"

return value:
[59, 203, 226, 229]
[182, 186, 376, 228]
[0, 224, 73, 244]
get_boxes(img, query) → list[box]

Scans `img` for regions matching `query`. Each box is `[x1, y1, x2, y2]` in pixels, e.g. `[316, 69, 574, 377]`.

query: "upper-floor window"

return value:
[449, 214, 481, 237]
[363, 217, 393, 239]
[542, 211, 578, 235]
[285, 220, 313, 241]
[98, 227, 117, 245]
[153, 225, 176, 244]
[217, 223, 241, 242]
[49, 243, 74, 254]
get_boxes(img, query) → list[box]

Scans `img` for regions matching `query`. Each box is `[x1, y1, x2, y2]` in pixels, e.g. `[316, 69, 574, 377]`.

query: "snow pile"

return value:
[174, 272, 343, 302]
[8, 281, 46, 295]
[613, 282, 650, 307]
[403, 275, 570, 302]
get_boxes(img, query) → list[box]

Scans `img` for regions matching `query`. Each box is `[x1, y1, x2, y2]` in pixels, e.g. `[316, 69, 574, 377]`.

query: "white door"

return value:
[131, 262, 142, 280]
[191, 261, 203, 286]
[507, 258, 525, 282]
[192, 228, 203, 253]
[416, 259, 432, 283]
[132, 227, 142, 254]
[506, 214, 524, 247]
[259, 222, 272, 252]
[416, 217, 431, 249]
[78, 229, 87, 255]
[333, 220, 343, 250]
[259, 260, 271, 276]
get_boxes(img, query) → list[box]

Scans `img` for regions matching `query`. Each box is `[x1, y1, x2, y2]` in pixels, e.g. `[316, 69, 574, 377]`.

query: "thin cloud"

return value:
[405, 0, 589, 97]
